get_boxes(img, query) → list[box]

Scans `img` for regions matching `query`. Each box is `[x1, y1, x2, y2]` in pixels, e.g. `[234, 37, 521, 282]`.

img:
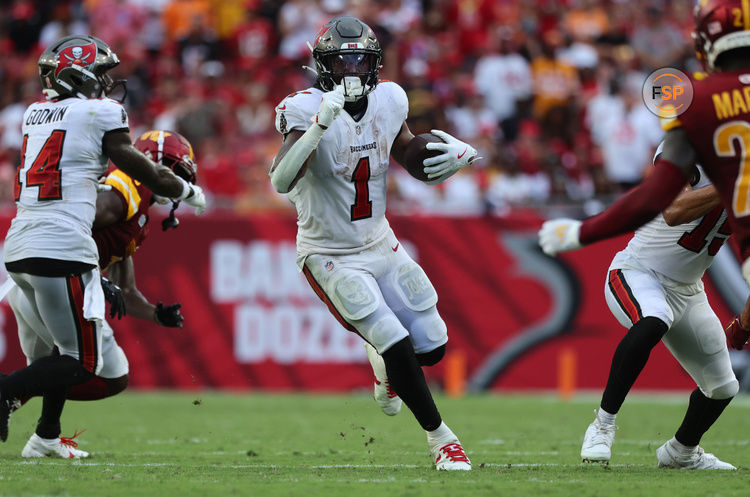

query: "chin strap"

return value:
[161, 201, 180, 231]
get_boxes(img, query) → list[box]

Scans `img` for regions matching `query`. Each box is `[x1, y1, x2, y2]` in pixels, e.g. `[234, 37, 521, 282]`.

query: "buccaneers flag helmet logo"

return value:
[56, 42, 97, 76]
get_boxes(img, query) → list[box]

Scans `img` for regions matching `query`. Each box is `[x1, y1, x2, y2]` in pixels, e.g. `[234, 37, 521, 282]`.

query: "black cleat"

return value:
[0, 395, 12, 442]
[0, 374, 19, 443]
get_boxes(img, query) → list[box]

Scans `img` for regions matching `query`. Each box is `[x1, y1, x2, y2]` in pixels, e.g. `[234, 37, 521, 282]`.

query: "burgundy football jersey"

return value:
[670, 70, 750, 261]
[92, 169, 153, 269]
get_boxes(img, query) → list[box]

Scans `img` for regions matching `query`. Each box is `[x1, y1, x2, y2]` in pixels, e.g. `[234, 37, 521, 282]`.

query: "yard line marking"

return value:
[563, 394, 750, 408]
[9, 461, 640, 470]
[559, 439, 750, 447]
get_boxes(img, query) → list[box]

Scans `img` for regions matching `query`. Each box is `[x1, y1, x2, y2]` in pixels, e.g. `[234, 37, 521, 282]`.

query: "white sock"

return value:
[597, 408, 617, 426]
[426, 422, 456, 447]
[669, 437, 697, 455]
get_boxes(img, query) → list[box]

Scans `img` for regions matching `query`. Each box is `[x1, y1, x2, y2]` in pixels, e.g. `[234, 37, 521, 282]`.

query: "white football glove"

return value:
[423, 129, 479, 183]
[96, 177, 112, 192]
[538, 218, 583, 256]
[183, 184, 207, 215]
[314, 85, 345, 129]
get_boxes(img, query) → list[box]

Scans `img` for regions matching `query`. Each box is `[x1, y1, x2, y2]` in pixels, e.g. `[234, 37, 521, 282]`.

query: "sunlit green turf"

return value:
[2, 392, 749, 496]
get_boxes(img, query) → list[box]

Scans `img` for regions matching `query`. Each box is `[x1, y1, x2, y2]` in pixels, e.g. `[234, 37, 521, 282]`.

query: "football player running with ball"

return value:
[539, 0, 750, 469]
[0, 35, 205, 458]
[578, 144, 737, 469]
[270, 17, 478, 470]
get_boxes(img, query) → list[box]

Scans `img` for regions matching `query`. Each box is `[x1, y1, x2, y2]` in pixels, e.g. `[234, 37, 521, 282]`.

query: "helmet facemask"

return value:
[311, 17, 383, 102]
[98, 71, 128, 103]
[317, 51, 381, 102]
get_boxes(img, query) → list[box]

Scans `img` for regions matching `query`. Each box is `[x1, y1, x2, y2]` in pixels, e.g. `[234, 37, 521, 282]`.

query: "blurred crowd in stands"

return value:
[0, 0, 694, 215]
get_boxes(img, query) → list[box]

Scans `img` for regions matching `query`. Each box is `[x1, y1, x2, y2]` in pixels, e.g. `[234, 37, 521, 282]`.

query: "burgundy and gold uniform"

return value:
[92, 129, 197, 270]
[92, 169, 154, 269]
[571, 1, 750, 276]
[664, 70, 750, 261]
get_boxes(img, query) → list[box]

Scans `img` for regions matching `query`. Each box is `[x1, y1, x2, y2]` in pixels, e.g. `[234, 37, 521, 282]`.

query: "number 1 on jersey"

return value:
[351, 156, 372, 221]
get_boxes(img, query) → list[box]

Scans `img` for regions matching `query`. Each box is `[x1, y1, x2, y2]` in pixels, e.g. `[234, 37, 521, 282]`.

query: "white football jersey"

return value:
[4, 97, 129, 266]
[612, 144, 729, 284]
[274, 82, 408, 265]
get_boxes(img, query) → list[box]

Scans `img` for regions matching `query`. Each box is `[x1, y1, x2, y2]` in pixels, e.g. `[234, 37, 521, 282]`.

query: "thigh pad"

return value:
[331, 272, 380, 321]
[392, 263, 438, 312]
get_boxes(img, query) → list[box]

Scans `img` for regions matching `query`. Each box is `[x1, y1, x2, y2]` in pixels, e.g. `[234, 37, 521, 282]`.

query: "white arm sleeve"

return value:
[269, 124, 325, 193]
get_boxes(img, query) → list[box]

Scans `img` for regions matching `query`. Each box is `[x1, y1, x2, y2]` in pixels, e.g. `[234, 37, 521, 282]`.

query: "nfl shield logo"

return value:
[325, 261, 334, 271]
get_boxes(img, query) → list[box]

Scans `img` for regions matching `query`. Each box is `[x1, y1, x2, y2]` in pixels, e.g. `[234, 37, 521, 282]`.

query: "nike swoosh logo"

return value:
[278, 105, 286, 110]
[457, 148, 467, 159]
[392, 243, 399, 252]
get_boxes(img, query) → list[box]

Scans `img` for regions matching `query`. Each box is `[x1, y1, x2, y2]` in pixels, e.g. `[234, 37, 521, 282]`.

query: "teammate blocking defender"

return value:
[579, 146, 737, 469]
[0, 35, 205, 457]
[270, 17, 478, 470]
[6, 131, 196, 457]
[539, 0, 750, 469]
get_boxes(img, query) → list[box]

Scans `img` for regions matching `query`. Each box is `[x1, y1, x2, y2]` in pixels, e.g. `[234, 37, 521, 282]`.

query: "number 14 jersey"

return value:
[4, 97, 129, 266]
[274, 82, 408, 267]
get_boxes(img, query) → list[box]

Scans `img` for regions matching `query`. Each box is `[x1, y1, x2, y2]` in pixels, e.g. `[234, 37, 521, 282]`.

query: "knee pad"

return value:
[367, 314, 408, 354]
[393, 263, 438, 312]
[417, 344, 446, 366]
[410, 310, 448, 354]
[703, 378, 739, 400]
[331, 273, 379, 321]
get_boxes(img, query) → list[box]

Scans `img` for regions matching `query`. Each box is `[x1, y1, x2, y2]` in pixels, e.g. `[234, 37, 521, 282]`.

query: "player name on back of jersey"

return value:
[25, 106, 69, 126]
[712, 87, 750, 120]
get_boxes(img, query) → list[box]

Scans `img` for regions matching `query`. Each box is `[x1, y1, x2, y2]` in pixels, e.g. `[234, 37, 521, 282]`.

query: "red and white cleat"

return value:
[22, 429, 89, 459]
[431, 440, 472, 471]
[365, 343, 402, 416]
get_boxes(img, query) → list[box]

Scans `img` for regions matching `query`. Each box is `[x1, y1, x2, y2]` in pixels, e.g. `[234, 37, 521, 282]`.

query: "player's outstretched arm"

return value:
[270, 86, 345, 193]
[103, 130, 206, 214]
[663, 184, 720, 226]
[539, 128, 697, 256]
[107, 257, 183, 328]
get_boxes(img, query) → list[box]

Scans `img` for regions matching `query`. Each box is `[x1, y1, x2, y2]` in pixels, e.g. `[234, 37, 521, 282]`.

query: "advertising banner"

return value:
[0, 213, 738, 392]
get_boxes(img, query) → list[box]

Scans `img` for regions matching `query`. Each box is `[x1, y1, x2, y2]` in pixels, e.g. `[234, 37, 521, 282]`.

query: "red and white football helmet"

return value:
[134, 130, 197, 184]
[694, 0, 750, 71]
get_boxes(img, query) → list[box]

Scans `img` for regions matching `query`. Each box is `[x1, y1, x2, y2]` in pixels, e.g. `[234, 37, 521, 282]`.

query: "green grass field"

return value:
[2, 392, 750, 497]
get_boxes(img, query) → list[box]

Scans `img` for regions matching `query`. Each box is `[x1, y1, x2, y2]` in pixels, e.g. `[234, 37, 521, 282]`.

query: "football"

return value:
[401, 133, 444, 182]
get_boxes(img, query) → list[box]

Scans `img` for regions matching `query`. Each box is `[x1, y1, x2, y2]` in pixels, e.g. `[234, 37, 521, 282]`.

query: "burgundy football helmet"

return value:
[693, 0, 750, 71]
[134, 130, 197, 184]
